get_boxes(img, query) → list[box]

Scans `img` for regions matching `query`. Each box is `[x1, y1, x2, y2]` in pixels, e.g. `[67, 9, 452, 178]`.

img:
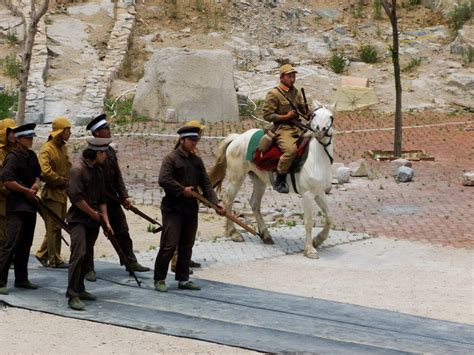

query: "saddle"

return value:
[251, 134, 310, 172]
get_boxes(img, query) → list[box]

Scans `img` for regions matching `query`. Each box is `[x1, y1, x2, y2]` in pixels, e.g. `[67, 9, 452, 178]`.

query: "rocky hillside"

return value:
[0, 0, 473, 122]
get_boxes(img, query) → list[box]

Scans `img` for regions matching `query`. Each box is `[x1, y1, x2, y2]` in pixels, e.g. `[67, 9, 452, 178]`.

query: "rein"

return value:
[310, 111, 334, 165]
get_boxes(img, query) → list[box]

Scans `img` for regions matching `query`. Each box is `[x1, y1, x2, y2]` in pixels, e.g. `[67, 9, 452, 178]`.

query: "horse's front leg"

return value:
[249, 172, 273, 245]
[302, 193, 319, 259]
[313, 193, 331, 248]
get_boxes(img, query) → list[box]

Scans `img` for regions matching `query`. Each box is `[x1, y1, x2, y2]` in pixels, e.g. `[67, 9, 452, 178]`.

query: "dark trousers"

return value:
[107, 202, 137, 265]
[0, 211, 36, 287]
[66, 223, 99, 298]
[154, 212, 198, 282]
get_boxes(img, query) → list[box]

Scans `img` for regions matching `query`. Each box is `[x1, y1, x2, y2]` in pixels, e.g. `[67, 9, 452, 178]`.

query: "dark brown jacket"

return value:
[102, 146, 128, 200]
[1, 147, 40, 213]
[159, 147, 219, 215]
[66, 158, 106, 226]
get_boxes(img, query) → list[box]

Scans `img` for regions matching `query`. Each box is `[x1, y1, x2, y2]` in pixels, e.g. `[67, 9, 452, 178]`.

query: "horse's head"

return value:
[309, 100, 334, 141]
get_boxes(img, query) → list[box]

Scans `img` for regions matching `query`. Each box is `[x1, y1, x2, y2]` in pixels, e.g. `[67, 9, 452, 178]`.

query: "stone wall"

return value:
[75, 2, 136, 123]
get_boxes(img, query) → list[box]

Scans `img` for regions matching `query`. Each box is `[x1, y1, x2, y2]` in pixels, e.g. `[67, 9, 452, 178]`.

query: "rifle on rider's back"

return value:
[276, 87, 314, 132]
[105, 191, 162, 233]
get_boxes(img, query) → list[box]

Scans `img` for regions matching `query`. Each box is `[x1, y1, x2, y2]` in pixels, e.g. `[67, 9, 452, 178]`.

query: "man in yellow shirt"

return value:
[35, 117, 72, 268]
[0, 118, 17, 248]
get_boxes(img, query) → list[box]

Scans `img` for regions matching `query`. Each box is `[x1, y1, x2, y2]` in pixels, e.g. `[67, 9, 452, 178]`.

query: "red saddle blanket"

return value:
[253, 138, 310, 172]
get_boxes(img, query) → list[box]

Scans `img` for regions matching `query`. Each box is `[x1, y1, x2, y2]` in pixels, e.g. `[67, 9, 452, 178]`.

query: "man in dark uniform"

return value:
[84, 114, 149, 282]
[262, 64, 310, 193]
[154, 124, 225, 292]
[66, 137, 113, 310]
[0, 123, 41, 295]
[0, 118, 17, 249]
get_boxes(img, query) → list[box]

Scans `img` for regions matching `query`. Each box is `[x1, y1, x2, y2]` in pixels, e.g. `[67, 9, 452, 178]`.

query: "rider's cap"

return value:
[86, 114, 109, 133]
[177, 125, 201, 139]
[280, 64, 298, 75]
[86, 137, 111, 151]
[50, 116, 72, 138]
[13, 123, 36, 138]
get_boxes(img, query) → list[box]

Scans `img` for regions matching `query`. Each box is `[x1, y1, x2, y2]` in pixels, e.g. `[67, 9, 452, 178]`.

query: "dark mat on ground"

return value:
[1, 259, 473, 354]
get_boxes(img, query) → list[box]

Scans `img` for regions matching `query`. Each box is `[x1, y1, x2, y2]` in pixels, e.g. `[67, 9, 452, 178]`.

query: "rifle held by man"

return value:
[33, 196, 71, 246]
[98, 213, 142, 287]
[105, 191, 162, 233]
[189, 190, 263, 240]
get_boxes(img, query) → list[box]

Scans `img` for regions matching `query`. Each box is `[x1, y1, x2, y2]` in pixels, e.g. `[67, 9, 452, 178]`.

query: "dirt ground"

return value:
[0, 209, 472, 353]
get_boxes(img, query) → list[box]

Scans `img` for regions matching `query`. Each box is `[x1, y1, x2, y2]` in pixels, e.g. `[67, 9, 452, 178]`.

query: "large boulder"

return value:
[133, 48, 239, 122]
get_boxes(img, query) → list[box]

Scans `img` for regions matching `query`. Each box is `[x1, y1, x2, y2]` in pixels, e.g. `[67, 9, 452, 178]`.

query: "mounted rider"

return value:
[262, 64, 312, 193]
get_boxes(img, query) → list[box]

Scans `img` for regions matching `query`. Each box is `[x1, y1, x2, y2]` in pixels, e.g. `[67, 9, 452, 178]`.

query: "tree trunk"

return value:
[381, 0, 403, 157]
[16, 0, 49, 125]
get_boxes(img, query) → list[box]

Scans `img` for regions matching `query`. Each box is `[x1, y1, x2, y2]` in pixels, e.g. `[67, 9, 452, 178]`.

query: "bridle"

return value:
[309, 107, 334, 165]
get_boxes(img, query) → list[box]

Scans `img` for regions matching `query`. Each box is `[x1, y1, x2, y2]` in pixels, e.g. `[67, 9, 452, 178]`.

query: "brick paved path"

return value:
[36, 111, 473, 249]
[103, 227, 372, 268]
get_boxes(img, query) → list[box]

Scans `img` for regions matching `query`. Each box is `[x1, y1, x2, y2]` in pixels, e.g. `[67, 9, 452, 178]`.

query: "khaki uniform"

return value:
[262, 84, 306, 174]
[35, 137, 72, 266]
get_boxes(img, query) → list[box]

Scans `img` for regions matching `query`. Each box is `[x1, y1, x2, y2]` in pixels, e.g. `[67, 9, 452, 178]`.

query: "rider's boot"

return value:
[274, 173, 289, 194]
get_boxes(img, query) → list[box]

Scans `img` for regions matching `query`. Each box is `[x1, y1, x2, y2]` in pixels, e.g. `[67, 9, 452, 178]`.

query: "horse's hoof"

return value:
[313, 233, 328, 248]
[231, 234, 245, 242]
[304, 250, 319, 259]
[263, 237, 274, 245]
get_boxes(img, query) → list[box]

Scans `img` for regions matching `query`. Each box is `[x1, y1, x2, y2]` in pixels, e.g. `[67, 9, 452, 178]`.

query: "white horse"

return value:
[209, 102, 334, 259]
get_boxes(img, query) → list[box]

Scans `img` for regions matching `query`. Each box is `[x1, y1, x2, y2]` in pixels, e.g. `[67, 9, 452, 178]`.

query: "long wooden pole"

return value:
[105, 192, 162, 233]
[189, 190, 262, 239]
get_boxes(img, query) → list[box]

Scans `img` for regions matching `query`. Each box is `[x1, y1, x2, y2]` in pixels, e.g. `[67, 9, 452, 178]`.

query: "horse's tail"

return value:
[208, 133, 238, 193]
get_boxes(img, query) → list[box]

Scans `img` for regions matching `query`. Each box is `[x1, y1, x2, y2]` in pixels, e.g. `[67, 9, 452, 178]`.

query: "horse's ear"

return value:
[312, 98, 323, 110]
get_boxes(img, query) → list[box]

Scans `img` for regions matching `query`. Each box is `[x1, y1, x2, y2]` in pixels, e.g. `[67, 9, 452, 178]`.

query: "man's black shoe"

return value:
[35, 255, 48, 267]
[14, 280, 39, 289]
[189, 260, 201, 268]
[129, 262, 150, 272]
[274, 173, 289, 194]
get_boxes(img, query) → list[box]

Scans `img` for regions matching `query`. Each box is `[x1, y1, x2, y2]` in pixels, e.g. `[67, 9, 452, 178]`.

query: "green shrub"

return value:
[328, 52, 348, 74]
[404, 0, 421, 10]
[238, 99, 264, 118]
[6, 30, 19, 45]
[462, 47, 474, 65]
[449, 1, 473, 35]
[0, 54, 21, 79]
[0, 89, 18, 119]
[373, 0, 382, 20]
[195, 0, 204, 12]
[359, 45, 378, 63]
[104, 97, 149, 125]
[403, 57, 422, 72]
